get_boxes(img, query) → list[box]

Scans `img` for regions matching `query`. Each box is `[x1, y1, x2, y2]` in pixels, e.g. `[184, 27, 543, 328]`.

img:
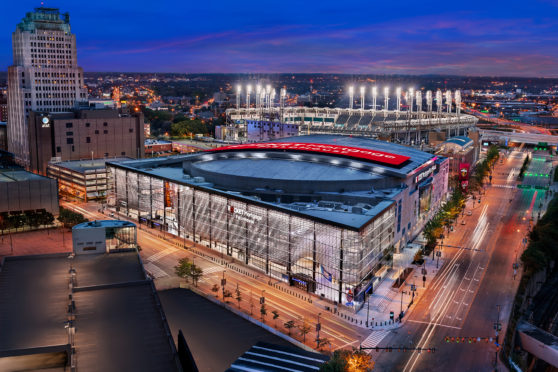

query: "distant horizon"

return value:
[3, 1, 558, 78]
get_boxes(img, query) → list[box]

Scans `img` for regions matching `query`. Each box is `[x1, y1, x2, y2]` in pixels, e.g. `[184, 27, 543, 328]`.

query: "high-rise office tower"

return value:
[8, 8, 87, 168]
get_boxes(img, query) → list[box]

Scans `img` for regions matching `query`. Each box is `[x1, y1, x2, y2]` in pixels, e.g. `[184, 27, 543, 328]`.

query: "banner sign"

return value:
[206, 142, 411, 166]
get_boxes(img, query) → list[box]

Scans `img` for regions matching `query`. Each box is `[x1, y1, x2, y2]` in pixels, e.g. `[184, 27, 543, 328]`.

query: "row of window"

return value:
[55, 145, 126, 157]
[29, 42, 72, 49]
[34, 72, 79, 78]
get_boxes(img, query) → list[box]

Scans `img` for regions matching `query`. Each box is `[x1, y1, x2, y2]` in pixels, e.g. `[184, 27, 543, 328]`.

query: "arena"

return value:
[106, 135, 449, 308]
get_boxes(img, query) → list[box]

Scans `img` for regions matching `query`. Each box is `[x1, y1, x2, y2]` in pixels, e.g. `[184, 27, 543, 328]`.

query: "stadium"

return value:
[106, 135, 449, 307]
[226, 87, 478, 144]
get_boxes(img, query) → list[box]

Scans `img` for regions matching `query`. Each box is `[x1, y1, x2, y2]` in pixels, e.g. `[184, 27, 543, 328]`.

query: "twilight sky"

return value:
[2, 0, 558, 76]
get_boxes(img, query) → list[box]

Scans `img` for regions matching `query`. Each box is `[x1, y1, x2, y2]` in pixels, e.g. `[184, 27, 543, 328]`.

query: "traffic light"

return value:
[445, 336, 450, 343]
[468, 337, 472, 344]
[461, 337, 466, 343]
[456, 337, 460, 343]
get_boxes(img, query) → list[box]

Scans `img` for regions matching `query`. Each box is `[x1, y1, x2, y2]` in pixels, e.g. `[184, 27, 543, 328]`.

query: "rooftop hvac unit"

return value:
[193, 177, 205, 183]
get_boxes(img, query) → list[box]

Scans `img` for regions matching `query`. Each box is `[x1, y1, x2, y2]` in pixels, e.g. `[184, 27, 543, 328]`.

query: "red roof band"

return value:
[206, 142, 411, 166]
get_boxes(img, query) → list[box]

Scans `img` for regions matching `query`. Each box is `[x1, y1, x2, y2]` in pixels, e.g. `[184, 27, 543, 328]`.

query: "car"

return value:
[109, 212, 115, 218]
[466, 210, 472, 216]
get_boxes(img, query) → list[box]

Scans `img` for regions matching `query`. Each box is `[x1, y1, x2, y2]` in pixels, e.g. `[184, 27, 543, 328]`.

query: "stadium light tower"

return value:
[236, 85, 241, 109]
[257, 84, 262, 107]
[445, 90, 453, 114]
[396, 87, 402, 111]
[246, 84, 252, 109]
[372, 86, 378, 112]
[407, 88, 414, 114]
[280, 88, 286, 109]
[426, 90, 433, 114]
[360, 86, 365, 111]
[455, 90, 462, 116]
[266, 84, 271, 110]
[384, 87, 390, 112]
[348, 86, 354, 110]
[270, 89, 276, 109]
[416, 90, 422, 113]
[436, 89, 443, 117]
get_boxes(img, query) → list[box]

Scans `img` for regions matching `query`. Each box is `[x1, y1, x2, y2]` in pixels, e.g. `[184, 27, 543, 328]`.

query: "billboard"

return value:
[206, 142, 411, 166]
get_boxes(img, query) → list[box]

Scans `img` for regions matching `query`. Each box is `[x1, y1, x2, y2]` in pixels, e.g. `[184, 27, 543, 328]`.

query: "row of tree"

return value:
[521, 196, 558, 273]
[422, 146, 500, 256]
[0, 210, 55, 234]
[170, 119, 215, 138]
[58, 207, 88, 228]
[518, 154, 531, 180]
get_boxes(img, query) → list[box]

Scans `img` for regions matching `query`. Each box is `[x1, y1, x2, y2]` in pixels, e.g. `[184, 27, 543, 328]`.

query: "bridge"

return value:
[480, 130, 558, 146]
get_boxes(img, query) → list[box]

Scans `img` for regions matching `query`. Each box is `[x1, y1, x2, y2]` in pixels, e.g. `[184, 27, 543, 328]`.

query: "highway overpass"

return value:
[480, 130, 558, 146]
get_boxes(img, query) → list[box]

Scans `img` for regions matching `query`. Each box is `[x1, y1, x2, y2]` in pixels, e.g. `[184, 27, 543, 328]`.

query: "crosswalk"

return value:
[203, 266, 225, 275]
[360, 330, 390, 351]
[146, 248, 178, 262]
[144, 262, 168, 278]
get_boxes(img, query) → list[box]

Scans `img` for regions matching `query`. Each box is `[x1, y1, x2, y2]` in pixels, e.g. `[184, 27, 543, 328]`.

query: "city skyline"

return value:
[2, 0, 558, 77]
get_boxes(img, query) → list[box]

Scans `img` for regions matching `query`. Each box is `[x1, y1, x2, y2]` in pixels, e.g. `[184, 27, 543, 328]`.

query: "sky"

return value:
[2, 0, 558, 77]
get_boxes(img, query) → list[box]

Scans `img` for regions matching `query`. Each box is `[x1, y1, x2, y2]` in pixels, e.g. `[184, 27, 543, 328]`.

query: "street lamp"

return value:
[400, 291, 408, 321]
[316, 312, 322, 347]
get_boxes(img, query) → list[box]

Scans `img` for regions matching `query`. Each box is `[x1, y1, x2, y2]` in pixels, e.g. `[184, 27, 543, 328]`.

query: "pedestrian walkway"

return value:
[144, 262, 169, 278]
[360, 330, 389, 351]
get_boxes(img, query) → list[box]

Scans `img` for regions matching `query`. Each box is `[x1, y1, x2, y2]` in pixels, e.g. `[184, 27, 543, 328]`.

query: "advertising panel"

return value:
[207, 142, 411, 166]
[459, 163, 470, 192]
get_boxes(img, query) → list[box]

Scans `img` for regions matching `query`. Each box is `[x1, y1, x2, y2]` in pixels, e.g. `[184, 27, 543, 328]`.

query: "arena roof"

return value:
[108, 135, 438, 230]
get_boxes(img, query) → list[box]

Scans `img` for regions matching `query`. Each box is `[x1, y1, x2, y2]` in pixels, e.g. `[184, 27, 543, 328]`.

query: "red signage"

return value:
[459, 163, 470, 192]
[206, 142, 410, 166]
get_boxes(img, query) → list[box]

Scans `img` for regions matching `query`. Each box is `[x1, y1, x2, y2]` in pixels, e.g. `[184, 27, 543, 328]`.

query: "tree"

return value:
[223, 289, 233, 303]
[174, 257, 203, 286]
[316, 337, 331, 351]
[260, 303, 267, 323]
[272, 310, 280, 328]
[235, 285, 242, 308]
[299, 320, 312, 343]
[211, 284, 219, 296]
[320, 348, 374, 372]
[284, 320, 296, 336]
[191, 265, 203, 287]
[58, 207, 88, 228]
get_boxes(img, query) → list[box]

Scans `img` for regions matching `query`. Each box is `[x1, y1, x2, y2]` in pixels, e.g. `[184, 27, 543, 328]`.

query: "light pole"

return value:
[400, 291, 408, 321]
[316, 312, 322, 347]
[221, 270, 227, 300]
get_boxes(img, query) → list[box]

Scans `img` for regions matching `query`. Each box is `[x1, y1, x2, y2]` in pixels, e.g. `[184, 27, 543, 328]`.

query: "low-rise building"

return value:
[145, 139, 172, 155]
[72, 220, 137, 255]
[0, 167, 58, 215]
[435, 136, 478, 178]
[47, 158, 130, 202]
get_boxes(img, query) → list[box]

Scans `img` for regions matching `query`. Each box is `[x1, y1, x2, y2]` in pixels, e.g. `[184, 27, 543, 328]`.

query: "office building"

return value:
[28, 108, 145, 174]
[8, 7, 87, 168]
[106, 135, 449, 306]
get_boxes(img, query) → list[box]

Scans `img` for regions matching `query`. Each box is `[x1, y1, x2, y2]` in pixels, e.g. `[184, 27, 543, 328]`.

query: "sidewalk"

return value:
[353, 243, 444, 331]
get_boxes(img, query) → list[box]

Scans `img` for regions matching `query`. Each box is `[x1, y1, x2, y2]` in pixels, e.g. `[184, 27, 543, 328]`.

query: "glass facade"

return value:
[107, 165, 395, 306]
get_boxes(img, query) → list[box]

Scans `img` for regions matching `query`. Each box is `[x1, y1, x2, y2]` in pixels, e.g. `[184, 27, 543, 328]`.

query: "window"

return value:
[66, 122, 73, 128]
[66, 131, 73, 136]
[128, 128, 133, 133]
[85, 122, 90, 127]
[103, 122, 108, 127]
[104, 153, 109, 157]
[86, 137, 91, 143]
[56, 146, 61, 153]
[66, 138, 73, 144]
[103, 130, 108, 134]
[95, 130, 99, 134]
[121, 152, 126, 155]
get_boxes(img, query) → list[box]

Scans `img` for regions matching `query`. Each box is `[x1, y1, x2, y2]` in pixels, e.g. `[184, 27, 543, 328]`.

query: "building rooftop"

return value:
[49, 158, 131, 173]
[0, 167, 49, 182]
[73, 219, 136, 230]
[443, 136, 473, 147]
[0, 252, 179, 371]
